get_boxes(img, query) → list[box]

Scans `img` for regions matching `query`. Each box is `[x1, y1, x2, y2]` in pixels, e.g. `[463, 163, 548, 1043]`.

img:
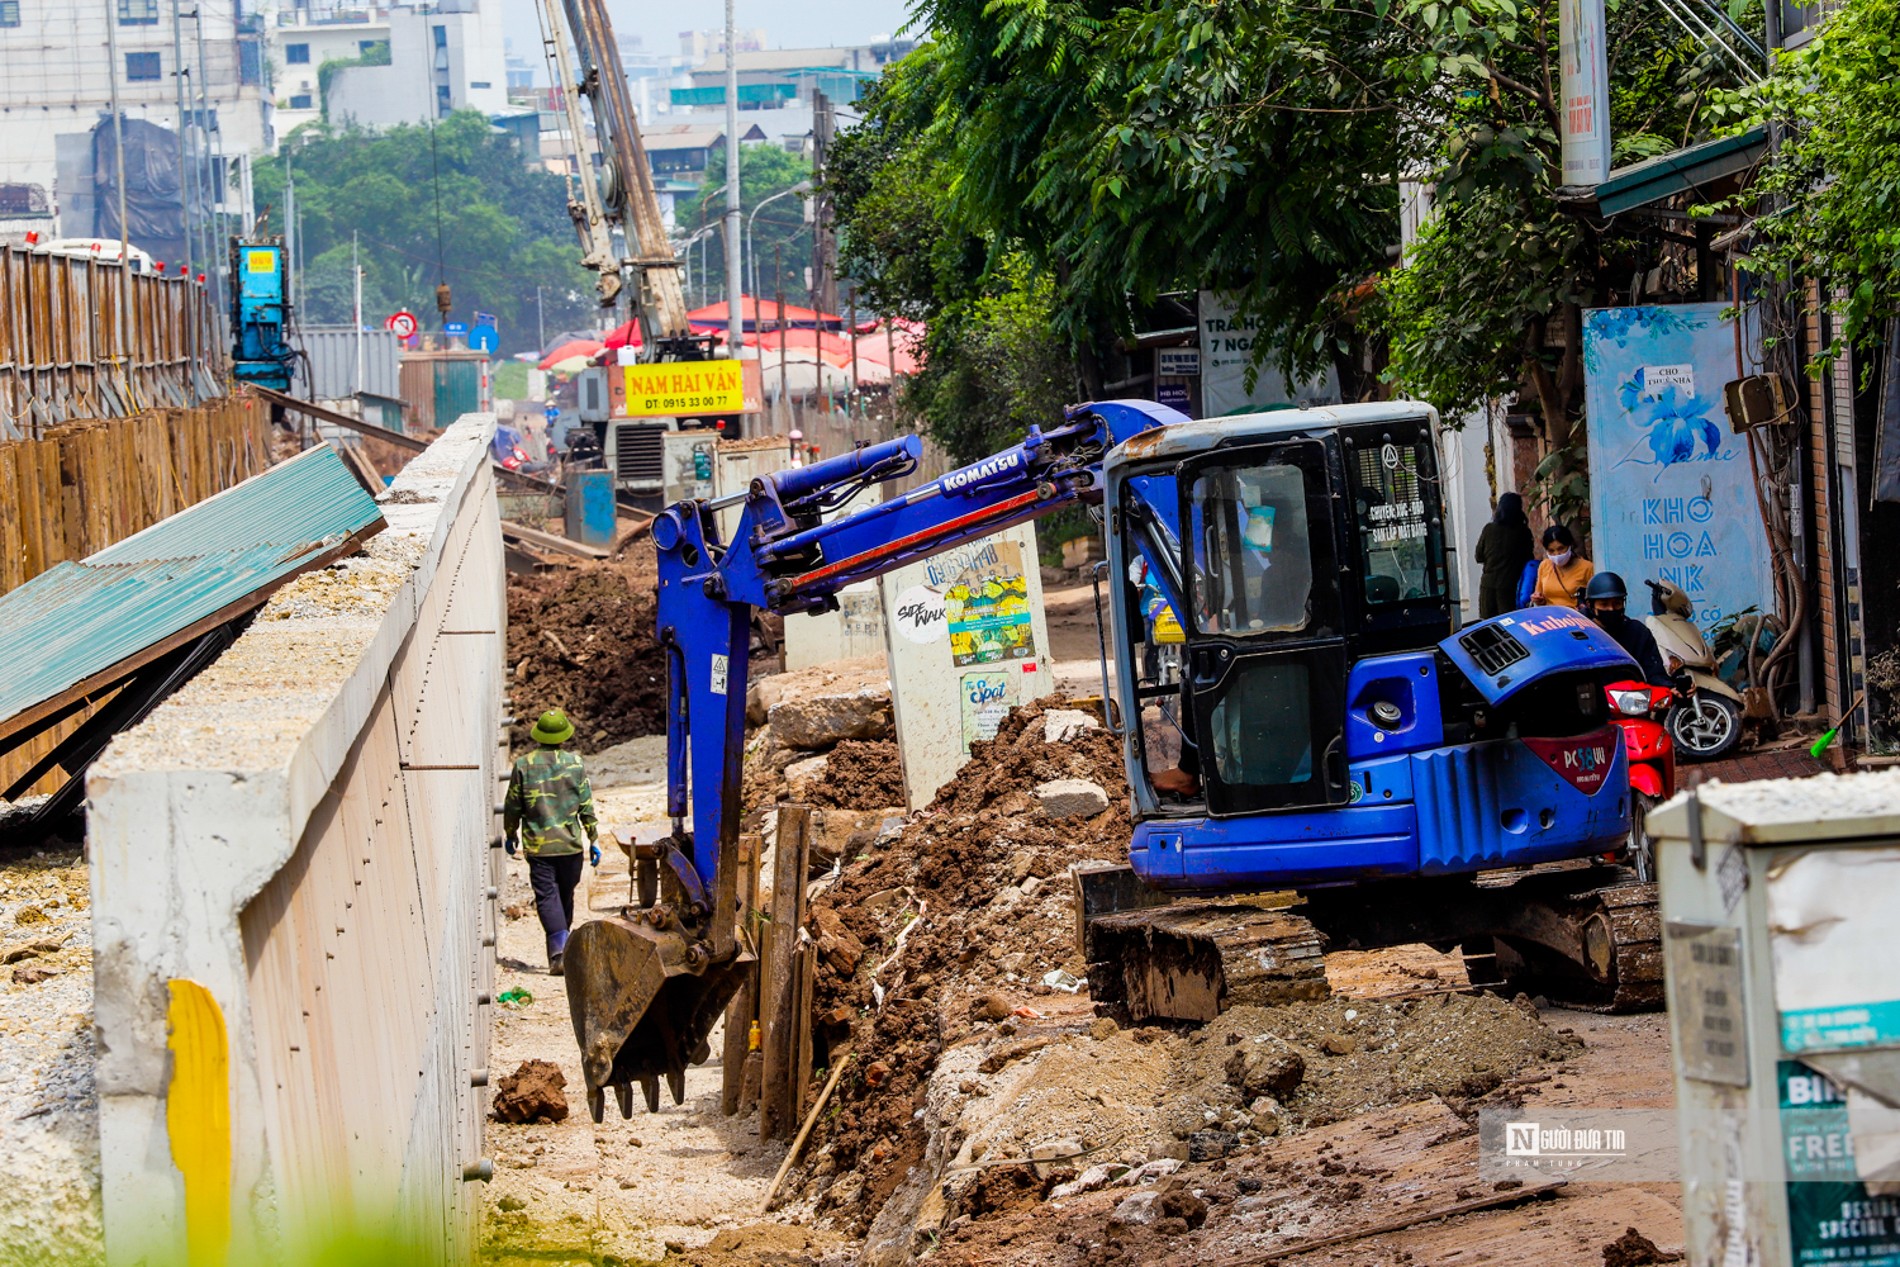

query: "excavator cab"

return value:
[1104, 404, 1636, 890]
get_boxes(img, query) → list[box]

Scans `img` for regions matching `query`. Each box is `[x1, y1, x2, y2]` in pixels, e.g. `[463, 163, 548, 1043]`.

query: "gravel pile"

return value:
[0, 845, 102, 1265]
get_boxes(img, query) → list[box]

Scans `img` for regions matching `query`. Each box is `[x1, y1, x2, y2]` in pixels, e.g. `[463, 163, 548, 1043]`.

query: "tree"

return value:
[672, 145, 814, 311]
[254, 112, 599, 353]
[829, 62, 1083, 461]
[1710, 0, 1900, 363]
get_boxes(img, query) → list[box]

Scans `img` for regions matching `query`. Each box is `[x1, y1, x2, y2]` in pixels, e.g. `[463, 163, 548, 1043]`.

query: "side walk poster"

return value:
[1582, 303, 1772, 634]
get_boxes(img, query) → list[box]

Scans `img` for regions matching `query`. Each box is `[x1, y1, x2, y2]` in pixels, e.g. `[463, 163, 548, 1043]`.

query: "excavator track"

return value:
[1082, 900, 1330, 1024]
[1460, 876, 1662, 1013]
[1074, 862, 1663, 1025]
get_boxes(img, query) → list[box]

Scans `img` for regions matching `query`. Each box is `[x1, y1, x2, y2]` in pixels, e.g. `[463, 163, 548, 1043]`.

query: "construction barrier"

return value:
[0, 242, 222, 438]
[0, 395, 273, 800]
[89, 414, 504, 1265]
[0, 395, 272, 595]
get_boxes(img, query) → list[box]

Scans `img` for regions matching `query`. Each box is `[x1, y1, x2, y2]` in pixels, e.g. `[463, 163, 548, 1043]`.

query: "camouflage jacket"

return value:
[503, 746, 597, 857]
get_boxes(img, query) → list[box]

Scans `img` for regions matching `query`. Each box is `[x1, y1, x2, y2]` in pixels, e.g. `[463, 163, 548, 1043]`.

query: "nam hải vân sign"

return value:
[621, 360, 746, 417]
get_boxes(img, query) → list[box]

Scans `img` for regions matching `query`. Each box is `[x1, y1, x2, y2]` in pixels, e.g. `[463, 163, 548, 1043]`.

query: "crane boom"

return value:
[543, 0, 691, 350]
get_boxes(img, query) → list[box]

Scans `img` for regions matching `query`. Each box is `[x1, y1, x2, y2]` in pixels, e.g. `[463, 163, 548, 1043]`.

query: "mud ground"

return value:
[478, 713, 1684, 1267]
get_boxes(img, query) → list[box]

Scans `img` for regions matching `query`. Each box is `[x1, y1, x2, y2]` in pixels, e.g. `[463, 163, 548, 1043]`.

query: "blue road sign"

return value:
[469, 324, 500, 355]
[444, 320, 469, 336]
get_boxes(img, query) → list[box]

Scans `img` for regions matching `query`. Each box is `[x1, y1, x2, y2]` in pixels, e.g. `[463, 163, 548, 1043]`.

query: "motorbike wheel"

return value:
[1629, 792, 1658, 882]
[1669, 693, 1743, 761]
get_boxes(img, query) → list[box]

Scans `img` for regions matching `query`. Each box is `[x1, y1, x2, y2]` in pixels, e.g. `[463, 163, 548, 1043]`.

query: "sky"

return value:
[504, 0, 922, 73]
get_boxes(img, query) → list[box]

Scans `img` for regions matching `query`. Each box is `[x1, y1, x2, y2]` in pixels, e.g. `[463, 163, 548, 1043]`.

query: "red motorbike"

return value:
[1605, 679, 1677, 879]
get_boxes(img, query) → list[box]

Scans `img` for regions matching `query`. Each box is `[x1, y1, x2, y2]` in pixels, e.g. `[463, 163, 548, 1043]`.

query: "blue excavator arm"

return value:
[566, 402, 1184, 1121]
[648, 399, 1182, 924]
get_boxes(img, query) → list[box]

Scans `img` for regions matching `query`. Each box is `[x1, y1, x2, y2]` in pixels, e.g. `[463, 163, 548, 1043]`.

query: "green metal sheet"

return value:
[0, 444, 385, 744]
[1592, 126, 1769, 218]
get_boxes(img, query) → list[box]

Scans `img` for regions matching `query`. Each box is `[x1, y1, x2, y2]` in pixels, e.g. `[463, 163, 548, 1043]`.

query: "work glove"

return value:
[589, 842, 602, 868]
[504, 837, 519, 857]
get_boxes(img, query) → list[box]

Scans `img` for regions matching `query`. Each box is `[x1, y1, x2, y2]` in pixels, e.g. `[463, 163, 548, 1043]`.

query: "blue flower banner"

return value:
[1583, 302, 1772, 634]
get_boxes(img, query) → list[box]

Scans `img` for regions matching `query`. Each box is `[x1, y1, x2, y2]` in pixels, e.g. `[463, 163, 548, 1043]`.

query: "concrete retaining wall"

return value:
[88, 415, 504, 1265]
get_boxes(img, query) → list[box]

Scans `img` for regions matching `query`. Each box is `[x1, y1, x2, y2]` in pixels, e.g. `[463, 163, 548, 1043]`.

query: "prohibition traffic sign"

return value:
[385, 310, 419, 339]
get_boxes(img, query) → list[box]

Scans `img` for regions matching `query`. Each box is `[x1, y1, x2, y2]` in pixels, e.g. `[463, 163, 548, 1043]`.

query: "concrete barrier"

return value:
[88, 415, 504, 1265]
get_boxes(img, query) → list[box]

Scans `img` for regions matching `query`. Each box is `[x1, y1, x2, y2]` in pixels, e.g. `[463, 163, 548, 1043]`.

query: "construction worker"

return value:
[502, 709, 602, 976]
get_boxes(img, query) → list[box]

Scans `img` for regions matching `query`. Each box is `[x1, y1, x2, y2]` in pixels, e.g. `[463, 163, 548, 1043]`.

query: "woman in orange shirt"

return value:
[1530, 524, 1594, 609]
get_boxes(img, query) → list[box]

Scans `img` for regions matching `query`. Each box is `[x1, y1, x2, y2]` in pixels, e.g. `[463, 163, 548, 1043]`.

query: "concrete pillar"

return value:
[878, 523, 1054, 810]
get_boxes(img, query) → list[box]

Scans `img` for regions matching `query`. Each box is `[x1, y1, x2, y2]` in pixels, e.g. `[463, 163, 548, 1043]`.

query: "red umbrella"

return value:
[601, 320, 644, 350]
[538, 338, 603, 371]
[689, 299, 845, 331]
[746, 327, 855, 365]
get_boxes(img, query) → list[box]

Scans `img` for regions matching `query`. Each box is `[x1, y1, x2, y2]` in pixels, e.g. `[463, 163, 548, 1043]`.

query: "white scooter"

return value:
[1644, 579, 1745, 760]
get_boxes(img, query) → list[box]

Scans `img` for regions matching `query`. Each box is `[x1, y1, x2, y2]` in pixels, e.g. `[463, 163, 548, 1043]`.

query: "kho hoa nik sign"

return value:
[1583, 303, 1772, 634]
[622, 360, 746, 418]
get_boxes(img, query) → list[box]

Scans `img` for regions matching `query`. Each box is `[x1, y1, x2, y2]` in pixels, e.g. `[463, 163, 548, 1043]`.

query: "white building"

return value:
[264, 5, 394, 139]
[324, 0, 505, 130]
[0, 1, 270, 254]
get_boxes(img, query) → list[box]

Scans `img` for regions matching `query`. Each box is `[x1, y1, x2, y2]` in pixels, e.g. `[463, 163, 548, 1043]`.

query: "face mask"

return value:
[1549, 549, 1573, 567]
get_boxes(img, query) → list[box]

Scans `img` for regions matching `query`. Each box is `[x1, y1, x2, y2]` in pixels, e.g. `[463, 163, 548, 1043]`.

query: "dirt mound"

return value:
[1603, 1227, 1683, 1266]
[1173, 994, 1583, 1128]
[490, 1059, 569, 1124]
[807, 739, 905, 809]
[507, 564, 664, 753]
[801, 697, 1130, 1230]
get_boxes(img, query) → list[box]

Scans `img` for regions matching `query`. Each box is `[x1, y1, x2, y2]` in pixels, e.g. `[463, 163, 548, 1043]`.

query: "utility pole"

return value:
[537, 285, 546, 351]
[190, 1, 226, 318]
[810, 90, 838, 317]
[171, 0, 190, 279]
[353, 230, 363, 396]
[103, 1, 132, 348]
[723, 0, 743, 360]
[774, 243, 787, 425]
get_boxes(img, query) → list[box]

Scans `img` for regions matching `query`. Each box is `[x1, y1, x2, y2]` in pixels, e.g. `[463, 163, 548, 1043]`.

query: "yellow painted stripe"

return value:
[166, 979, 231, 1266]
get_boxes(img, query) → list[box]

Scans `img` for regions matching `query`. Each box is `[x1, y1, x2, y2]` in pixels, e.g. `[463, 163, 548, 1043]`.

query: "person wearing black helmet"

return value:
[1582, 572, 1671, 685]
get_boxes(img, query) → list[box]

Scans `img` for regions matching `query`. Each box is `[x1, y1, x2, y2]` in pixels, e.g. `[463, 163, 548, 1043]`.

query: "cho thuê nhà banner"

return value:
[1582, 302, 1773, 634]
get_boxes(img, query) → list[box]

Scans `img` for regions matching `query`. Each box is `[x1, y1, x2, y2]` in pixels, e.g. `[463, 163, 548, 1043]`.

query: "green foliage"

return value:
[1381, 185, 1589, 418]
[1375, 0, 1736, 417]
[254, 112, 596, 354]
[1711, 0, 1900, 360]
[901, 257, 1079, 464]
[672, 145, 814, 309]
[493, 358, 530, 401]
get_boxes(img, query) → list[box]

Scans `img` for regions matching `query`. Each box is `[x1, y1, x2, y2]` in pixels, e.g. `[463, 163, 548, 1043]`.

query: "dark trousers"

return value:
[528, 853, 584, 960]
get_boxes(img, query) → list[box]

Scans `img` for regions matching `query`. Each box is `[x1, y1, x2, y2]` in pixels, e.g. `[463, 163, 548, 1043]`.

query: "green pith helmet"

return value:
[530, 709, 575, 745]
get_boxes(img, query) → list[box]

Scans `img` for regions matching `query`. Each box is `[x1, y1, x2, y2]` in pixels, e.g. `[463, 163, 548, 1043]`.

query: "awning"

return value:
[1559, 125, 1769, 218]
[0, 444, 386, 759]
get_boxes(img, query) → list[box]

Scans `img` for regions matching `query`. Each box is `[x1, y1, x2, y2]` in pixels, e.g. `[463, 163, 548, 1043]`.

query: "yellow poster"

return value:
[622, 360, 746, 417]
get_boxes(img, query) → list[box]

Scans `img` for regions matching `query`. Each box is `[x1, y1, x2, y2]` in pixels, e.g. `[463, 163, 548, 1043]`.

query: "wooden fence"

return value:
[0, 243, 222, 440]
[0, 394, 271, 595]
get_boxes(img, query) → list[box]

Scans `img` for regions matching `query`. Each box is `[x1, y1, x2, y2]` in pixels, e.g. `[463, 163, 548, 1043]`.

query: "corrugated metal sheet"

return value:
[296, 326, 403, 402]
[0, 445, 385, 739]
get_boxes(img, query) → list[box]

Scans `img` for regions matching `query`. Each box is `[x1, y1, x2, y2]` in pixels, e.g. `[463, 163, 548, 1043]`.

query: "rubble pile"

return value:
[798, 697, 1131, 1230]
[742, 657, 903, 813]
[505, 554, 665, 753]
[785, 699, 1589, 1252]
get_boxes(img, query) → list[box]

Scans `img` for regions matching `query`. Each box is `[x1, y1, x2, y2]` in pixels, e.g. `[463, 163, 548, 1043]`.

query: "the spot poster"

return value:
[1582, 302, 1775, 634]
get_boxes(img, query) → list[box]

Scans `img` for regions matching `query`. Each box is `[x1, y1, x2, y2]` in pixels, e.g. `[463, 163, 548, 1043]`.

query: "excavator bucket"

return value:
[563, 915, 752, 1120]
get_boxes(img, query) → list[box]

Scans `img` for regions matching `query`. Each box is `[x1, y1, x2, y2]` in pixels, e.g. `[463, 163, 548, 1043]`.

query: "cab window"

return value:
[1346, 436, 1444, 608]
[1186, 463, 1314, 636]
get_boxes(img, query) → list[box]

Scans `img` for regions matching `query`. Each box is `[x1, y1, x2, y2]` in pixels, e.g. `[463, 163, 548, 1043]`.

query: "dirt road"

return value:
[480, 736, 811, 1265]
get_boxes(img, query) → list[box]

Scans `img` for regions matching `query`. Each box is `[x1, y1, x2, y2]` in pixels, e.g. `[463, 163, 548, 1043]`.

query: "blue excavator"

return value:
[564, 400, 1657, 1120]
